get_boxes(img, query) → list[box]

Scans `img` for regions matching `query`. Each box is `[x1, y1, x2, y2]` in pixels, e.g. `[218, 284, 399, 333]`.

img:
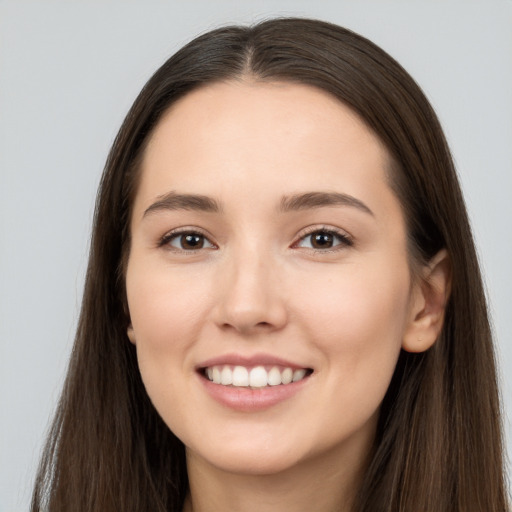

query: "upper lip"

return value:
[196, 353, 311, 370]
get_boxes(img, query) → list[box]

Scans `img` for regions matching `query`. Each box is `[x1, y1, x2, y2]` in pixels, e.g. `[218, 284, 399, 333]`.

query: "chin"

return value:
[199, 449, 303, 476]
[185, 433, 307, 476]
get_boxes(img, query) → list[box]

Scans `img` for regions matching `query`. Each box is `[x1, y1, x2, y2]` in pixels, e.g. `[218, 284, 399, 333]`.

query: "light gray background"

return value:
[1, 1, 511, 510]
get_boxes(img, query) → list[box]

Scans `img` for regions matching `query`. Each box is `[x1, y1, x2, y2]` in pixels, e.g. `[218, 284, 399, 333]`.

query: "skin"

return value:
[125, 80, 450, 512]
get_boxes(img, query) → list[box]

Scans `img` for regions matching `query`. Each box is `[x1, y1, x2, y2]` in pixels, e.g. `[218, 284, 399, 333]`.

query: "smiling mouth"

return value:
[202, 365, 313, 388]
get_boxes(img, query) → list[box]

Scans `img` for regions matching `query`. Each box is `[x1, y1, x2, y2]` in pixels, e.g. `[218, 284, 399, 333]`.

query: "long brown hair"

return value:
[31, 18, 507, 511]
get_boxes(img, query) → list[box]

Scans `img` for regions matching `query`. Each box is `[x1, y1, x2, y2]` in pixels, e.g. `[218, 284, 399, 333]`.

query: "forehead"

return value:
[135, 80, 394, 216]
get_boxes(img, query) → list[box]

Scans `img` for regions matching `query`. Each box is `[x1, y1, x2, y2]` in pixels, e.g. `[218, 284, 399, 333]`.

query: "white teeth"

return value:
[281, 367, 293, 385]
[205, 364, 309, 387]
[249, 366, 268, 388]
[221, 366, 233, 385]
[293, 369, 307, 382]
[232, 366, 249, 386]
[268, 366, 282, 386]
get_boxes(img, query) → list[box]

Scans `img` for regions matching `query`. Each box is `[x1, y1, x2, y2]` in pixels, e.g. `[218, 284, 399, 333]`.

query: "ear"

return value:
[402, 249, 451, 353]
[127, 323, 136, 345]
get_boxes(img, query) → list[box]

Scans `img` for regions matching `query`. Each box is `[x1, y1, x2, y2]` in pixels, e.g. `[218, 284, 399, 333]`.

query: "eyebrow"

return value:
[279, 191, 374, 216]
[142, 190, 373, 218]
[143, 192, 222, 218]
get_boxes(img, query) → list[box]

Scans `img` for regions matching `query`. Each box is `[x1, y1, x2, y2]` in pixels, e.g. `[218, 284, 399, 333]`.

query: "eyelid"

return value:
[292, 225, 354, 251]
[157, 224, 353, 252]
[158, 226, 217, 250]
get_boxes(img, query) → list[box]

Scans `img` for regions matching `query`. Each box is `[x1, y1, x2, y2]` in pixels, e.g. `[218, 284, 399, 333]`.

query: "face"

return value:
[125, 81, 420, 477]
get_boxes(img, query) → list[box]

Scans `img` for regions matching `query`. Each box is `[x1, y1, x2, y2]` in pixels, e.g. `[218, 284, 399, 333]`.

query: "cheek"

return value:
[294, 262, 410, 413]
[125, 260, 213, 408]
[298, 260, 411, 339]
[125, 263, 211, 425]
[126, 261, 209, 351]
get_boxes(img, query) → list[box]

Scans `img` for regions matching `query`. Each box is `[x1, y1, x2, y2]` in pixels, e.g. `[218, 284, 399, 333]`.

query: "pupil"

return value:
[312, 232, 333, 248]
[182, 234, 203, 249]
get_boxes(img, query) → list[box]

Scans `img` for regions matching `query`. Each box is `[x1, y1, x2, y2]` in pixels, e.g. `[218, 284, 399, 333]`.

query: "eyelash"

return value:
[158, 228, 216, 251]
[158, 226, 353, 253]
[294, 226, 354, 252]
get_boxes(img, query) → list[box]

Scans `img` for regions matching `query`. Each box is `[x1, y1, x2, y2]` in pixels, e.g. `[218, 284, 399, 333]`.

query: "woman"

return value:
[31, 18, 507, 512]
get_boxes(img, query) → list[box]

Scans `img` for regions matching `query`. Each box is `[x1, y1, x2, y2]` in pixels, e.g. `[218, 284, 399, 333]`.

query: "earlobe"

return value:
[402, 249, 451, 353]
[127, 324, 136, 345]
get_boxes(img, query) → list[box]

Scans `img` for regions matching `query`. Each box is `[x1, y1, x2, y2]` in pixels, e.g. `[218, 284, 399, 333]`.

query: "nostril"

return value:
[220, 319, 279, 334]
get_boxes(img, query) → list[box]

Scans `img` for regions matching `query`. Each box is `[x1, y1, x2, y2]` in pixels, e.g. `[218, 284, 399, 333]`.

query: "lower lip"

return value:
[199, 374, 310, 412]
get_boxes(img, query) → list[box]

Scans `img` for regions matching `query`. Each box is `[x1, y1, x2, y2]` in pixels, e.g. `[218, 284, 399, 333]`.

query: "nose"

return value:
[212, 246, 288, 335]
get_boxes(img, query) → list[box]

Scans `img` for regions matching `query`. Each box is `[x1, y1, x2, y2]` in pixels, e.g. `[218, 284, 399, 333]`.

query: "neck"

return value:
[182, 439, 371, 512]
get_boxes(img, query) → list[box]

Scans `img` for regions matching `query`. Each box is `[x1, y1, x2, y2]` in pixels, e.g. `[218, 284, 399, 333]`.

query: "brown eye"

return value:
[166, 232, 215, 251]
[181, 234, 204, 249]
[311, 232, 334, 248]
[296, 229, 352, 250]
